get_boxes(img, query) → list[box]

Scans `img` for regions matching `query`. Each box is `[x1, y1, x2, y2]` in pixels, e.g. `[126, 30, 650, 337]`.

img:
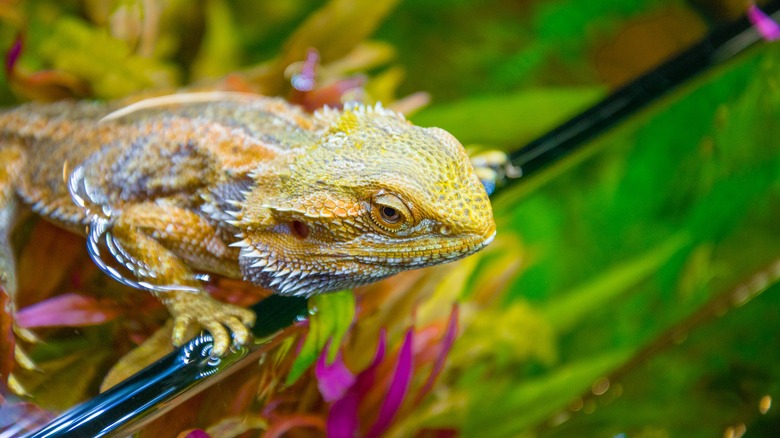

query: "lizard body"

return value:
[0, 93, 495, 355]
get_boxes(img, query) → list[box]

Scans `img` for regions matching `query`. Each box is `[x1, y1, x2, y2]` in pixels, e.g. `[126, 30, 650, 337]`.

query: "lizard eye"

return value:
[380, 206, 400, 223]
[370, 193, 412, 232]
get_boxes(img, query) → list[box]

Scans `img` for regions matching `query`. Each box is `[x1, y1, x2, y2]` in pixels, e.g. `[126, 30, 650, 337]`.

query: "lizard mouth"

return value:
[481, 228, 497, 246]
[353, 223, 497, 267]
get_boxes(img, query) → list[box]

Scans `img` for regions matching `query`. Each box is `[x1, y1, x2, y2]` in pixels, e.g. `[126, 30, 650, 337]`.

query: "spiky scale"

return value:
[229, 239, 250, 248]
[250, 259, 267, 268]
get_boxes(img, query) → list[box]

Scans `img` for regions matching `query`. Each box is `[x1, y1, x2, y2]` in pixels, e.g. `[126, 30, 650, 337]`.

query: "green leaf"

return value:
[190, 0, 243, 80]
[411, 87, 605, 147]
[462, 350, 633, 437]
[250, 0, 402, 94]
[551, 278, 780, 438]
[285, 290, 355, 385]
[37, 17, 179, 98]
[540, 234, 688, 333]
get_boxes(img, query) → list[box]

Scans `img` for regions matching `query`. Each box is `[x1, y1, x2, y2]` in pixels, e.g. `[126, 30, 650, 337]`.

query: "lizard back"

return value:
[0, 97, 318, 231]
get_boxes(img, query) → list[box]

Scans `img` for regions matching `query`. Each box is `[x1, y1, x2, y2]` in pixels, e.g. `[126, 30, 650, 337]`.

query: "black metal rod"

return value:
[503, 1, 780, 183]
[23, 4, 780, 437]
[25, 295, 308, 438]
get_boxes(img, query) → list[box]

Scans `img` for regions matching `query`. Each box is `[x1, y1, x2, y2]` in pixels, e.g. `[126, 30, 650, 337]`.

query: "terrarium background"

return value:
[1, 0, 779, 437]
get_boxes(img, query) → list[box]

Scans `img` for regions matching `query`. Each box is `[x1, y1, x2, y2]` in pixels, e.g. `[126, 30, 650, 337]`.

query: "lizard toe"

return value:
[202, 320, 231, 356]
[201, 309, 253, 355]
[171, 315, 194, 346]
[232, 306, 256, 326]
[166, 293, 256, 354]
[223, 315, 251, 346]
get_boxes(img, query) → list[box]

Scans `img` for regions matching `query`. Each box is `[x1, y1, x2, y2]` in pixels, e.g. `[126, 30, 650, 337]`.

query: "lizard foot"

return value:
[168, 293, 256, 356]
[468, 149, 520, 194]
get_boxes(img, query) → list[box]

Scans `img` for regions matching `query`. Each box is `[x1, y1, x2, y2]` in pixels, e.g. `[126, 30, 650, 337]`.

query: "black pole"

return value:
[502, 1, 780, 183]
[24, 3, 780, 437]
[25, 295, 308, 438]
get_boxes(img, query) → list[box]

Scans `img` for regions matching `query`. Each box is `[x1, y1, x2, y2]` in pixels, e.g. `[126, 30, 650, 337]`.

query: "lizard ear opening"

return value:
[291, 220, 310, 239]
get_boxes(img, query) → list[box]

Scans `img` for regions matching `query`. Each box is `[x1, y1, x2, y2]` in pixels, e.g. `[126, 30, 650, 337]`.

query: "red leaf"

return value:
[16, 293, 121, 328]
[264, 415, 325, 438]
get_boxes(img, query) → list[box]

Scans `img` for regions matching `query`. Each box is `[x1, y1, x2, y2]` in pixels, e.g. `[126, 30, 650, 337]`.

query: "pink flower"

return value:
[748, 4, 780, 41]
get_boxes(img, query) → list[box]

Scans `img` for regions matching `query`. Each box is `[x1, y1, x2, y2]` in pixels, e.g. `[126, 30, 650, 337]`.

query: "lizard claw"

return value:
[169, 294, 256, 356]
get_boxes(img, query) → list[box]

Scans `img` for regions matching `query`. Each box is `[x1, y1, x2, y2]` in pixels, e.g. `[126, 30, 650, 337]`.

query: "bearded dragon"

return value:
[0, 93, 496, 356]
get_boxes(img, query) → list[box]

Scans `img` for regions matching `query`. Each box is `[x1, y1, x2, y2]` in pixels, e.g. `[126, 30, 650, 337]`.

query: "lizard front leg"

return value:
[107, 203, 255, 355]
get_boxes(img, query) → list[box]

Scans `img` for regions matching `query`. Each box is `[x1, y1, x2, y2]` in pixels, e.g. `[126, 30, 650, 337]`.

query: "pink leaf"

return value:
[327, 392, 360, 438]
[366, 328, 414, 438]
[15, 293, 121, 328]
[0, 399, 54, 436]
[748, 4, 780, 41]
[183, 429, 210, 438]
[327, 329, 386, 437]
[291, 48, 319, 92]
[5, 35, 22, 74]
[316, 346, 356, 402]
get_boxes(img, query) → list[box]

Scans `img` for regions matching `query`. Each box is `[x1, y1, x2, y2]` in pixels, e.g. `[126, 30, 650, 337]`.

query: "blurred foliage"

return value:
[1, 0, 779, 437]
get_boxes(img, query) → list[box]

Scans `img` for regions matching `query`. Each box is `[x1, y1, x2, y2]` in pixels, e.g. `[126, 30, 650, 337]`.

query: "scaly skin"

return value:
[0, 93, 495, 355]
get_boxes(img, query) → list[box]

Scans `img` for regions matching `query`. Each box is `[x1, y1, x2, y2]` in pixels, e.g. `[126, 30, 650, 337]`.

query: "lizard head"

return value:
[232, 103, 495, 296]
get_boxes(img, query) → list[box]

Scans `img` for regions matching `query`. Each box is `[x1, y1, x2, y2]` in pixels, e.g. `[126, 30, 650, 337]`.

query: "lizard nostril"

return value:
[291, 220, 310, 239]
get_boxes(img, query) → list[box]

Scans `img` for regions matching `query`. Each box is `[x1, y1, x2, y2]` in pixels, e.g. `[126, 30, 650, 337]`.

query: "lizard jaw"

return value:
[353, 225, 496, 268]
[236, 241, 390, 297]
[234, 223, 496, 297]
